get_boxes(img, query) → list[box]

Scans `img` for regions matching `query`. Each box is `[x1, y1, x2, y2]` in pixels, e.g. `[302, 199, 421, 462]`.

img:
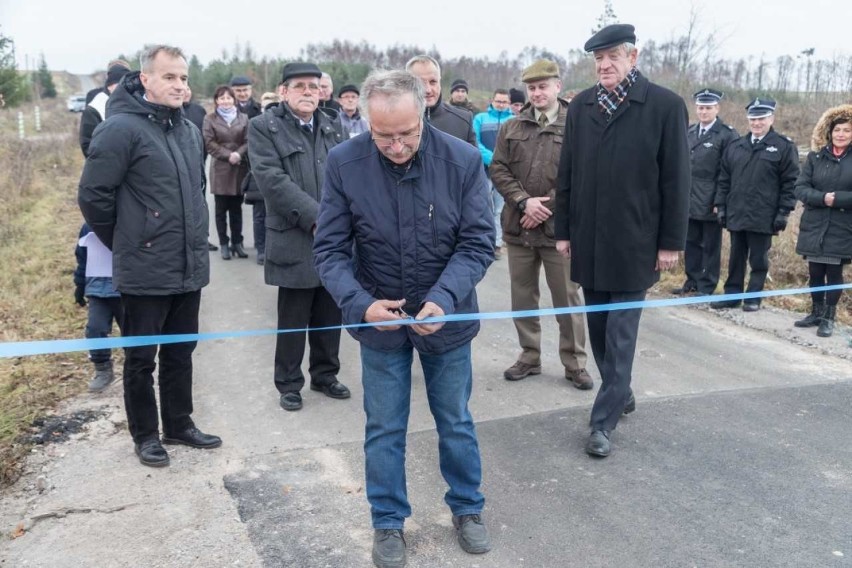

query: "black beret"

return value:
[450, 79, 469, 92]
[509, 87, 526, 105]
[281, 62, 322, 84]
[693, 88, 724, 105]
[229, 75, 252, 87]
[584, 24, 637, 52]
[105, 64, 130, 87]
[338, 84, 359, 97]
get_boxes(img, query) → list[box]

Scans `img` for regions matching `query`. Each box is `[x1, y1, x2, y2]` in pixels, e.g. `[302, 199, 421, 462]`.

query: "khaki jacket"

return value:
[490, 98, 568, 248]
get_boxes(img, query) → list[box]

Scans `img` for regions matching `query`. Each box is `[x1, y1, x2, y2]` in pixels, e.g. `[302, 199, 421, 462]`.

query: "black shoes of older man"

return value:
[136, 427, 222, 467]
[585, 392, 636, 458]
[280, 381, 351, 411]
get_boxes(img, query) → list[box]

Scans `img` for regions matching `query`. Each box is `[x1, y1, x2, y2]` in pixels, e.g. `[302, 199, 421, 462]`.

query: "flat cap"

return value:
[746, 97, 776, 118]
[693, 88, 723, 105]
[509, 87, 526, 105]
[338, 84, 359, 97]
[281, 62, 322, 84]
[229, 75, 252, 87]
[521, 60, 560, 83]
[584, 23, 637, 52]
[450, 79, 469, 92]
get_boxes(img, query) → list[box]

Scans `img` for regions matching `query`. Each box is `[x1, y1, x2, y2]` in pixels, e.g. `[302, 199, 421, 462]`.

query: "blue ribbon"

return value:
[1, 284, 849, 358]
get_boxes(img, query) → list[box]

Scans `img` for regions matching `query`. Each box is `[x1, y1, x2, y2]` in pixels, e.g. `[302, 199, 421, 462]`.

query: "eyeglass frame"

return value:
[285, 81, 321, 94]
[371, 117, 423, 148]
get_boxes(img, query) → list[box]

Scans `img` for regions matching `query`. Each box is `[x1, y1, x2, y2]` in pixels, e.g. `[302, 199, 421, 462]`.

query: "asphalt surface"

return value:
[2, 199, 851, 567]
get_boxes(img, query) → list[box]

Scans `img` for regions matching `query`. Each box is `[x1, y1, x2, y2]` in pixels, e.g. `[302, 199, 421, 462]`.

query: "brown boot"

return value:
[565, 368, 594, 390]
[503, 361, 541, 381]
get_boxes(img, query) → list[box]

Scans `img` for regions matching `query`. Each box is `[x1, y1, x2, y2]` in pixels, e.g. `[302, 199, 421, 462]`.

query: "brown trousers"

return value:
[506, 243, 587, 371]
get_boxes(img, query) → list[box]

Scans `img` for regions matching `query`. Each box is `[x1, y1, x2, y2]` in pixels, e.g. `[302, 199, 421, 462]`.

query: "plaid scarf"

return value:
[596, 67, 640, 120]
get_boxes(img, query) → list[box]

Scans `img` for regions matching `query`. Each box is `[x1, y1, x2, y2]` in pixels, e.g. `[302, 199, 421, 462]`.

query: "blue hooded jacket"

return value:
[472, 104, 515, 167]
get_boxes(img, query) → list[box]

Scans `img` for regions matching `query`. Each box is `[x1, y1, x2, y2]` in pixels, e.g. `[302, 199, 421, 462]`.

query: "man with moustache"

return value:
[405, 55, 477, 146]
[555, 24, 690, 458]
[248, 62, 350, 412]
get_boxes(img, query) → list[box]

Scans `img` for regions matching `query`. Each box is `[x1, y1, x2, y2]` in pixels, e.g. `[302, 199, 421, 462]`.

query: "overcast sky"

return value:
[1, 0, 847, 75]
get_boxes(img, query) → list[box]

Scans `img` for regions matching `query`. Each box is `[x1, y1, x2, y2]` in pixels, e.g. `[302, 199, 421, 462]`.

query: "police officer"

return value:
[672, 89, 738, 296]
[711, 98, 799, 311]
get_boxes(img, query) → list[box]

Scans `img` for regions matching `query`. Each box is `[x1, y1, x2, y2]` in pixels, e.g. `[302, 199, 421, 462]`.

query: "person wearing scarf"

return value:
[555, 24, 690, 459]
[202, 85, 250, 260]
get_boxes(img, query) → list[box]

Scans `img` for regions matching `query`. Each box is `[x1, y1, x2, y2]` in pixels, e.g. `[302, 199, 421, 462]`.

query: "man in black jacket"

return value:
[405, 55, 477, 146]
[231, 75, 262, 118]
[79, 63, 130, 157]
[555, 24, 690, 458]
[78, 45, 220, 468]
[711, 98, 799, 311]
[672, 89, 738, 296]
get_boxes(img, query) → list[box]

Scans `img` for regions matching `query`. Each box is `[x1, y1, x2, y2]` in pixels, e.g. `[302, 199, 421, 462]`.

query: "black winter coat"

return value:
[424, 95, 477, 147]
[555, 74, 690, 292]
[716, 128, 799, 234]
[795, 147, 852, 259]
[238, 98, 263, 119]
[248, 103, 345, 288]
[688, 118, 738, 221]
[78, 71, 209, 296]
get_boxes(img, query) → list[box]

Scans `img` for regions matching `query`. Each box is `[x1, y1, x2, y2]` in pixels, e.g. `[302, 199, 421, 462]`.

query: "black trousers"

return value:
[723, 231, 772, 304]
[121, 291, 200, 443]
[214, 195, 243, 246]
[809, 262, 846, 306]
[684, 219, 722, 294]
[583, 289, 646, 432]
[274, 286, 342, 393]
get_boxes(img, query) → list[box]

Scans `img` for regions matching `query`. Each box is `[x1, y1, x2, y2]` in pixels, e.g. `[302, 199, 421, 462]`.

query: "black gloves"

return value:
[716, 207, 726, 228]
[773, 213, 789, 233]
[74, 285, 86, 307]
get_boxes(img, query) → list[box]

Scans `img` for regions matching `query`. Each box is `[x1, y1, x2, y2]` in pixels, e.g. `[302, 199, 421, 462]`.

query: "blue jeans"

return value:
[490, 183, 504, 247]
[252, 200, 266, 254]
[360, 342, 484, 529]
[86, 296, 122, 364]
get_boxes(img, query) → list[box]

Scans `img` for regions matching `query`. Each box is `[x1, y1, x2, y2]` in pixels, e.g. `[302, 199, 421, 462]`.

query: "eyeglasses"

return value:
[372, 119, 422, 148]
[287, 82, 320, 93]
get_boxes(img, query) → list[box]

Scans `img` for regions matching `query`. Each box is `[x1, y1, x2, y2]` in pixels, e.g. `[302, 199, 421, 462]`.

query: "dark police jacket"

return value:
[716, 128, 799, 234]
[795, 147, 852, 259]
[687, 118, 738, 221]
[555, 74, 690, 292]
[313, 124, 494, 355]
[78, 71, 209, 296]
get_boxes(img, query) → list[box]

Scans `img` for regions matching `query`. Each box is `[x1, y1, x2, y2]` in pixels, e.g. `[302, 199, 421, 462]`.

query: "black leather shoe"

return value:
[453, 514, 492, 554]
[162, 426, 222, 449]
[310, 381, 351, 399]
[221, 247, 232, 260]
[280, 392, 303, 411]
[742, 303, 760, 312]
[623, 392, 636, 415]
[372, 529, 406, 568]
[207, 241, 219, 251]
[135, 439, 169, 467]
[231, 242, 249, 258]
[585, 429, 611, 457]
[671, 282, 697, 295]
[710, 299, 740, 309]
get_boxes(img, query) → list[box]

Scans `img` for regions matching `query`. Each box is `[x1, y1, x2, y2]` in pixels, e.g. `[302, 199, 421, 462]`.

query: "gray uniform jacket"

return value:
[248, 103, 345, 288]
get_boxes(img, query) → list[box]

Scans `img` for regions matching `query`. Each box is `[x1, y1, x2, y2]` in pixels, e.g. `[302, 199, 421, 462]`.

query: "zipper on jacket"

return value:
[429, 204, 438, 248]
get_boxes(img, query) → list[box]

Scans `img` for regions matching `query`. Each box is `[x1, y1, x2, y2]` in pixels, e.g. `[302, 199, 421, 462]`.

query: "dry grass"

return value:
[0, 100, 91, 486]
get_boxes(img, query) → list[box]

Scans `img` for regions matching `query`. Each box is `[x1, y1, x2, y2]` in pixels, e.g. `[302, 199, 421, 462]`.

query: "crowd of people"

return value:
[71, 23, 850, 568]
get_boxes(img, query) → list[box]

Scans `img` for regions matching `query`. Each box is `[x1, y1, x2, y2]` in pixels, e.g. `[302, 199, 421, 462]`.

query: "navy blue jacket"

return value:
[313, 124, 495, 354]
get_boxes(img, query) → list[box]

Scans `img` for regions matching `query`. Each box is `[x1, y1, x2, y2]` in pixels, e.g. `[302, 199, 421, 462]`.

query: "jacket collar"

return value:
[583, 73, 649, 127]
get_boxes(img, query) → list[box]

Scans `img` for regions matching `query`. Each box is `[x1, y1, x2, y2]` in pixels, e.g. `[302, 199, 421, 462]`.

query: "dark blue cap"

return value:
[281, 62, 322, 84]
[693, 88, 723, 105]
[746, 97, 776, 118]
[584, 24, 637, 52]
[229, 75, 252, 87]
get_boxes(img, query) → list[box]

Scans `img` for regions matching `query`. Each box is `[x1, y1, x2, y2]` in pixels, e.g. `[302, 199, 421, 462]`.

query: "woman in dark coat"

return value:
[203, 85, 249, 260]
[794, 104, 852, 337]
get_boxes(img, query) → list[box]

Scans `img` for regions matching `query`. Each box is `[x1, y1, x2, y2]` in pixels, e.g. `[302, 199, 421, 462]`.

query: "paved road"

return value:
[76, 74, 95, 94]
[1, 200, 850, 567]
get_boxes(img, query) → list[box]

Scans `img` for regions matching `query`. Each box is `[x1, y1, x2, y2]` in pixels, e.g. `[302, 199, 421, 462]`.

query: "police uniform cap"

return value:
[693, 88, 723, 105]
[281, 62, 322, 84]
[229, 75, 252, 87]
[584, 24, 637, 52]
[746, 97, 776, 118]
[521, 60, 560, 83]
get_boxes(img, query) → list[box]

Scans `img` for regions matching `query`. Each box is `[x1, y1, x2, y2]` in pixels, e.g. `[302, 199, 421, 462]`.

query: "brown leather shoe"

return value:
[504, 361, 542, 381]
[565, 368, 594, 390]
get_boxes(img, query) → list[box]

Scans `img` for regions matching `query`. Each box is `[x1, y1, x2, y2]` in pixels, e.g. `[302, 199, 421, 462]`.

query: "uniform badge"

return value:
[766, 146, 778, 152]
[703, 142, 713, 148]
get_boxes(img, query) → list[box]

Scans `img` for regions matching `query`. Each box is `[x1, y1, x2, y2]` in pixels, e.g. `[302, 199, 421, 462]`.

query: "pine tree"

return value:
[36, 53, 56, 98]
[0, 27, 27, 106]
[591, 0, 619, 34]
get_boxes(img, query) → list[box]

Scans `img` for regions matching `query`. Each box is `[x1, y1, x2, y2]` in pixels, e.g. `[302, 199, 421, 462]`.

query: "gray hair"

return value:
[404, 55, 441, 77]
[140, 44, 186, 72]
[321, 72, 332, 81]
[620, 42, 638, 57]
[359, 70, 425, 123]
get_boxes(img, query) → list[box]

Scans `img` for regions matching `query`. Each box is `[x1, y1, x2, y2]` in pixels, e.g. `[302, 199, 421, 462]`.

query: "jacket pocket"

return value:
[140, 208, 162, 247]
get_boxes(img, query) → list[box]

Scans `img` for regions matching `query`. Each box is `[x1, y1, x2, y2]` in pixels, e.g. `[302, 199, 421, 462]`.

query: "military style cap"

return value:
[338, 84, 359, 97]
[584, 24, 637, 52]
[522, 60, 560, 83]
[281, 62, 322, 84]
[694, 88, 723, 105]
[450, 79, 469, 93]
[509, 87, 526, 104]
[746, 97, 776, 118]
[229, 75, 252, 87]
